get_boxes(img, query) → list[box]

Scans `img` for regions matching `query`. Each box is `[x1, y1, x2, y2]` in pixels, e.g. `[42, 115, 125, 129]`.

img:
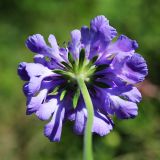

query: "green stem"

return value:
[77, 77, 94, 160]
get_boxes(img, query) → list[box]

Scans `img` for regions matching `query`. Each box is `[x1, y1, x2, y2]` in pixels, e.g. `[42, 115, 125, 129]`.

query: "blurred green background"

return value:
[0, 0, 160, 160]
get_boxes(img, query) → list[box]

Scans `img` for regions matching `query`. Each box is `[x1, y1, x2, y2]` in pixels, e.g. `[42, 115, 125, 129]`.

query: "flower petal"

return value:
[73, 99, 113, 136]
[48, 34, 59, 51]
[26, 89, 48, 115]
[90, 15, 117, 40]
[108, 95, 138, 119]
[27, 77, 43, 95]
[48, 34, 64, 62]
[74, 106, 87, 135]
[34, 54, 46, 65]
[25, 34, 46, 53]
[68, 29, 81, 60]
[25, 63, 53, 78]
[44, 105, 65, 142]
[88, 16, 117, 58]
[22, 63, 54, 95]
[81, 26, 90, 46]
[92, 111, 113, 136]
[121, 86, 142, 103]
[17, 62, 30, 81]
[107, 85, 142, 103]
[110, 51, 130, 72]
[116, 35, 138, 52]
[121, 53, 148, 83]
[89, 30, 107, 56]
[36, 98, 58, 120]
[109, 52, 148, 84]
[109, 35, 138, 53]
[95, 85, 140, 119]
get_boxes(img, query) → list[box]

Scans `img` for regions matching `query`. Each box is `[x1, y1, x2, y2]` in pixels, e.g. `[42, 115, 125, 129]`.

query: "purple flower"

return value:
[18, 15, 148, 142]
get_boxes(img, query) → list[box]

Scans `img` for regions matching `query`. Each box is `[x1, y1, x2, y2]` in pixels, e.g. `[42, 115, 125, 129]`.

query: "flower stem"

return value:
[77, 77, 94, 160]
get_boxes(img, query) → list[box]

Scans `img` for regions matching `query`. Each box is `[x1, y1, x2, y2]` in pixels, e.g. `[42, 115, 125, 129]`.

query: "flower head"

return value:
[18, 15, 148, 142]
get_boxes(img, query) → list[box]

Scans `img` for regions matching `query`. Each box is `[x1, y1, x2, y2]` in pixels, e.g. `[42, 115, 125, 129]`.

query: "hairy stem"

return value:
[77, 77, 94, 160]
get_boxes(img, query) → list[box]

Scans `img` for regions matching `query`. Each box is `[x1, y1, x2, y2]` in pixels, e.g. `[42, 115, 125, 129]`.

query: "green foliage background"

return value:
[0, 0, 160, 160]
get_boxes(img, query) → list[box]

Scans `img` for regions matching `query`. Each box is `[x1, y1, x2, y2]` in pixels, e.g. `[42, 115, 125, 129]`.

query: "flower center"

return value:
[52, 49, 109, 108]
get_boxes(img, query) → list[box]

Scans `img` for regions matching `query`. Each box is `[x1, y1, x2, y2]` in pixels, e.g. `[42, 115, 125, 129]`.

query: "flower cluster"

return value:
[18, 15, 148, 142]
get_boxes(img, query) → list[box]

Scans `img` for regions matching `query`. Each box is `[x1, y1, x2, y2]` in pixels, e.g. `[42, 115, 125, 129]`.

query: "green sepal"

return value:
[119, 95, 128, 101]
[53, 69, 67, 75]
[68, 52, 75, 65]
[53, 69, 75, 79]
[85, 55, 98, 69]
[60, 90, 67, 101]
[92, 74, 105, 79]
[95, 64, 109, 72]
[73, 89, 80, 109]
[79, 49, 85, 68]
[51, 86, 60, 95]
[86, 65, 96, 76]
[45, 56, 50, 62]
[61, 61, 72, 70]
[106, 54, 116, 60]
[94, 81, 110, 88]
